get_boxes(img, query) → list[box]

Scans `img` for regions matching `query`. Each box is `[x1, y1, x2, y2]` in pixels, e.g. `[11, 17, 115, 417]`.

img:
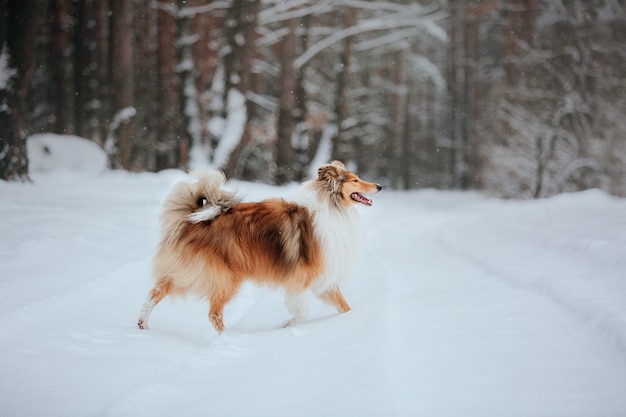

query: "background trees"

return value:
[1, 0, 625, 198]
[0, 0, 38, 181]
[480, 0, 626, 198]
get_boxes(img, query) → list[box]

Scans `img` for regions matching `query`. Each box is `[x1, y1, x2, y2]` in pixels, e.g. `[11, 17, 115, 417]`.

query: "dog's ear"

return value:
[317, 160, 346, 181]
[330, 160, 346, 170]
[317, 162, 346, 194]
[318, 164, 339, 181]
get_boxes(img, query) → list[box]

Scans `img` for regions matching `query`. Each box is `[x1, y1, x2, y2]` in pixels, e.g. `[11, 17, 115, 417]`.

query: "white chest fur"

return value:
[293, 183, 365, 294]
[309, 204, 364, 293]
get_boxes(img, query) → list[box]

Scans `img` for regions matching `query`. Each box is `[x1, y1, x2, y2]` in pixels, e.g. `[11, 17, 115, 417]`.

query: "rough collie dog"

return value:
[137, 160, 381, 332]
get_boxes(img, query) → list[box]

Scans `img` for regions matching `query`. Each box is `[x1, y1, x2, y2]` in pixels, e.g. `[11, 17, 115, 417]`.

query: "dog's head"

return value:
[317, 160, 382, 207]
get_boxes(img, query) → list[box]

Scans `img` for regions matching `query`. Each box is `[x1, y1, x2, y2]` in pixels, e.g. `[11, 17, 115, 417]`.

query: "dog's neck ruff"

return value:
[295, 182, 364, 293]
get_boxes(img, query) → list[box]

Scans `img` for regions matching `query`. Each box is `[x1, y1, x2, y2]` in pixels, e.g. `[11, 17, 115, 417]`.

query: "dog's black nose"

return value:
[376, 184, 382, 191]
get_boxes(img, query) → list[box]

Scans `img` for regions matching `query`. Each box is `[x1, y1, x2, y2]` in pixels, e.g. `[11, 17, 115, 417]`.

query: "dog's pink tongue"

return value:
[352, 192, 373, 206]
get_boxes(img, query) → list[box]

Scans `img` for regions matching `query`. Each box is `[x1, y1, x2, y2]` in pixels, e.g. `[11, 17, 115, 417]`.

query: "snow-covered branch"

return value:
[258, 1, 333, 25]
[293, 10, 447, 69]
[556, 157, 602, 191]
[151, 0, 230, 18]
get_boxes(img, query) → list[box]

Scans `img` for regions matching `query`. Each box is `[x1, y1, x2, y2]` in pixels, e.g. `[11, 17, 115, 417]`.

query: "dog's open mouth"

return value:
[350, 192, 373, 206]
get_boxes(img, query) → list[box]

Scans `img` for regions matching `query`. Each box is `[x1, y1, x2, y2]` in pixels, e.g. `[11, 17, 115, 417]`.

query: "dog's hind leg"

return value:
[137, 278, 172, 330]
[316, 287, 351, 314]
[208, 280, 241, 333]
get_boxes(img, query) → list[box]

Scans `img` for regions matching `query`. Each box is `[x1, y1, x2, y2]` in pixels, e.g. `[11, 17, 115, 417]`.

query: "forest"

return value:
[1, 0, 625, 198]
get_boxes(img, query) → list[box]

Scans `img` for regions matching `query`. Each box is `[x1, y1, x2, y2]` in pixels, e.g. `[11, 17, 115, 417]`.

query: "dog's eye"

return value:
[197, 196, 208, 207]
[352, 179, 358, 183]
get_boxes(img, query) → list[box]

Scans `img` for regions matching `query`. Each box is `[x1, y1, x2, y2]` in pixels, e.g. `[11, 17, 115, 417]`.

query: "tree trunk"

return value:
[75, 0, 106, 141]
[293, 12, 310, 181]
[275, 15, 299, 185]
[460, 5, 477, 189]
[190, 0, 221, 150]
[176, 0, 198, 171]
[448, 0, 461, 189]
[48, 0, 74, 134]
[134, 0, 158, 170]
[0, 0, 38, 181]
[93, 0, 109, 145]
[191, 0, 219, 99]
[503, 0, 534, 85]
[401, 79, 413, 190]
[330, 6, 355, 164]
[155, 2, 179, 170]
[222, 0, 260, 178]
[108, 0, 136, 170]
[74, 0, 90, 138]
[390, 50, 404, 189]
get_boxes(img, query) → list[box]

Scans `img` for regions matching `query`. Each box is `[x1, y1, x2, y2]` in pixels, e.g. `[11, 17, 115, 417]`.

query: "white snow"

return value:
[411, 54, 447, 92]
[210, 88, 247, 170]
[307, 123, 336, 179]
[1, 135, 626, 417]
[27, 133, 108, 174]
[104, 106, 137, 156]
[109, 107, 137, 132]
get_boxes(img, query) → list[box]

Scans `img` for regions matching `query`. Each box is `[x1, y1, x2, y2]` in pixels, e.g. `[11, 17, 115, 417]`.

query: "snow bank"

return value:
[28, 133, 107, 174]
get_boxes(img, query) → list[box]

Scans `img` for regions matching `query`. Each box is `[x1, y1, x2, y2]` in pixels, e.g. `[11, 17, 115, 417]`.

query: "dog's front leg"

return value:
[284, 291, 310, 326]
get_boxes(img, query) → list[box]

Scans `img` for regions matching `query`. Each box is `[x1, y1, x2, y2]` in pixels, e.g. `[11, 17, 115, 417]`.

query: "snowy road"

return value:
[1, 165, 626, 416]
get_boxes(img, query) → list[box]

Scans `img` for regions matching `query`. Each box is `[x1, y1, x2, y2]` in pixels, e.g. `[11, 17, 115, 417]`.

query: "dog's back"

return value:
[178, 199, 323, 286]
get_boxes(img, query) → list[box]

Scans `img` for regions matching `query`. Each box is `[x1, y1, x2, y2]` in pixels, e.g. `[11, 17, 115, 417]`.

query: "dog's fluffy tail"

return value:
[160, 171, 241, 245]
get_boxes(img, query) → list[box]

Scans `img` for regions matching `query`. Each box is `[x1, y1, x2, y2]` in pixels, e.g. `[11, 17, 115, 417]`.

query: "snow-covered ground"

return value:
[1, 134, 626, 417]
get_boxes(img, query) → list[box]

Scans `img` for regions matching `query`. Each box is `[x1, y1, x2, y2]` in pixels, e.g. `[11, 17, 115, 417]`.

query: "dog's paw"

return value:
[283, 316, 305, 328]
[137, 319, 148, 330]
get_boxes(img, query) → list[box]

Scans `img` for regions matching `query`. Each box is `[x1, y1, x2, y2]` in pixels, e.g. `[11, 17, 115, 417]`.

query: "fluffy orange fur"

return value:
[138, 161, 381, 332]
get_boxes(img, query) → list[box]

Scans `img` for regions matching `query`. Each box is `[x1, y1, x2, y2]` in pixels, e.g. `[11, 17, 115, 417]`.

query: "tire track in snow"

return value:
[437, 213, 626, 351]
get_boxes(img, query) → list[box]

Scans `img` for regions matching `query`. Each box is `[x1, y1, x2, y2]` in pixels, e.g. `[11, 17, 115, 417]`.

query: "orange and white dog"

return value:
[137, 160, 381, 332]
